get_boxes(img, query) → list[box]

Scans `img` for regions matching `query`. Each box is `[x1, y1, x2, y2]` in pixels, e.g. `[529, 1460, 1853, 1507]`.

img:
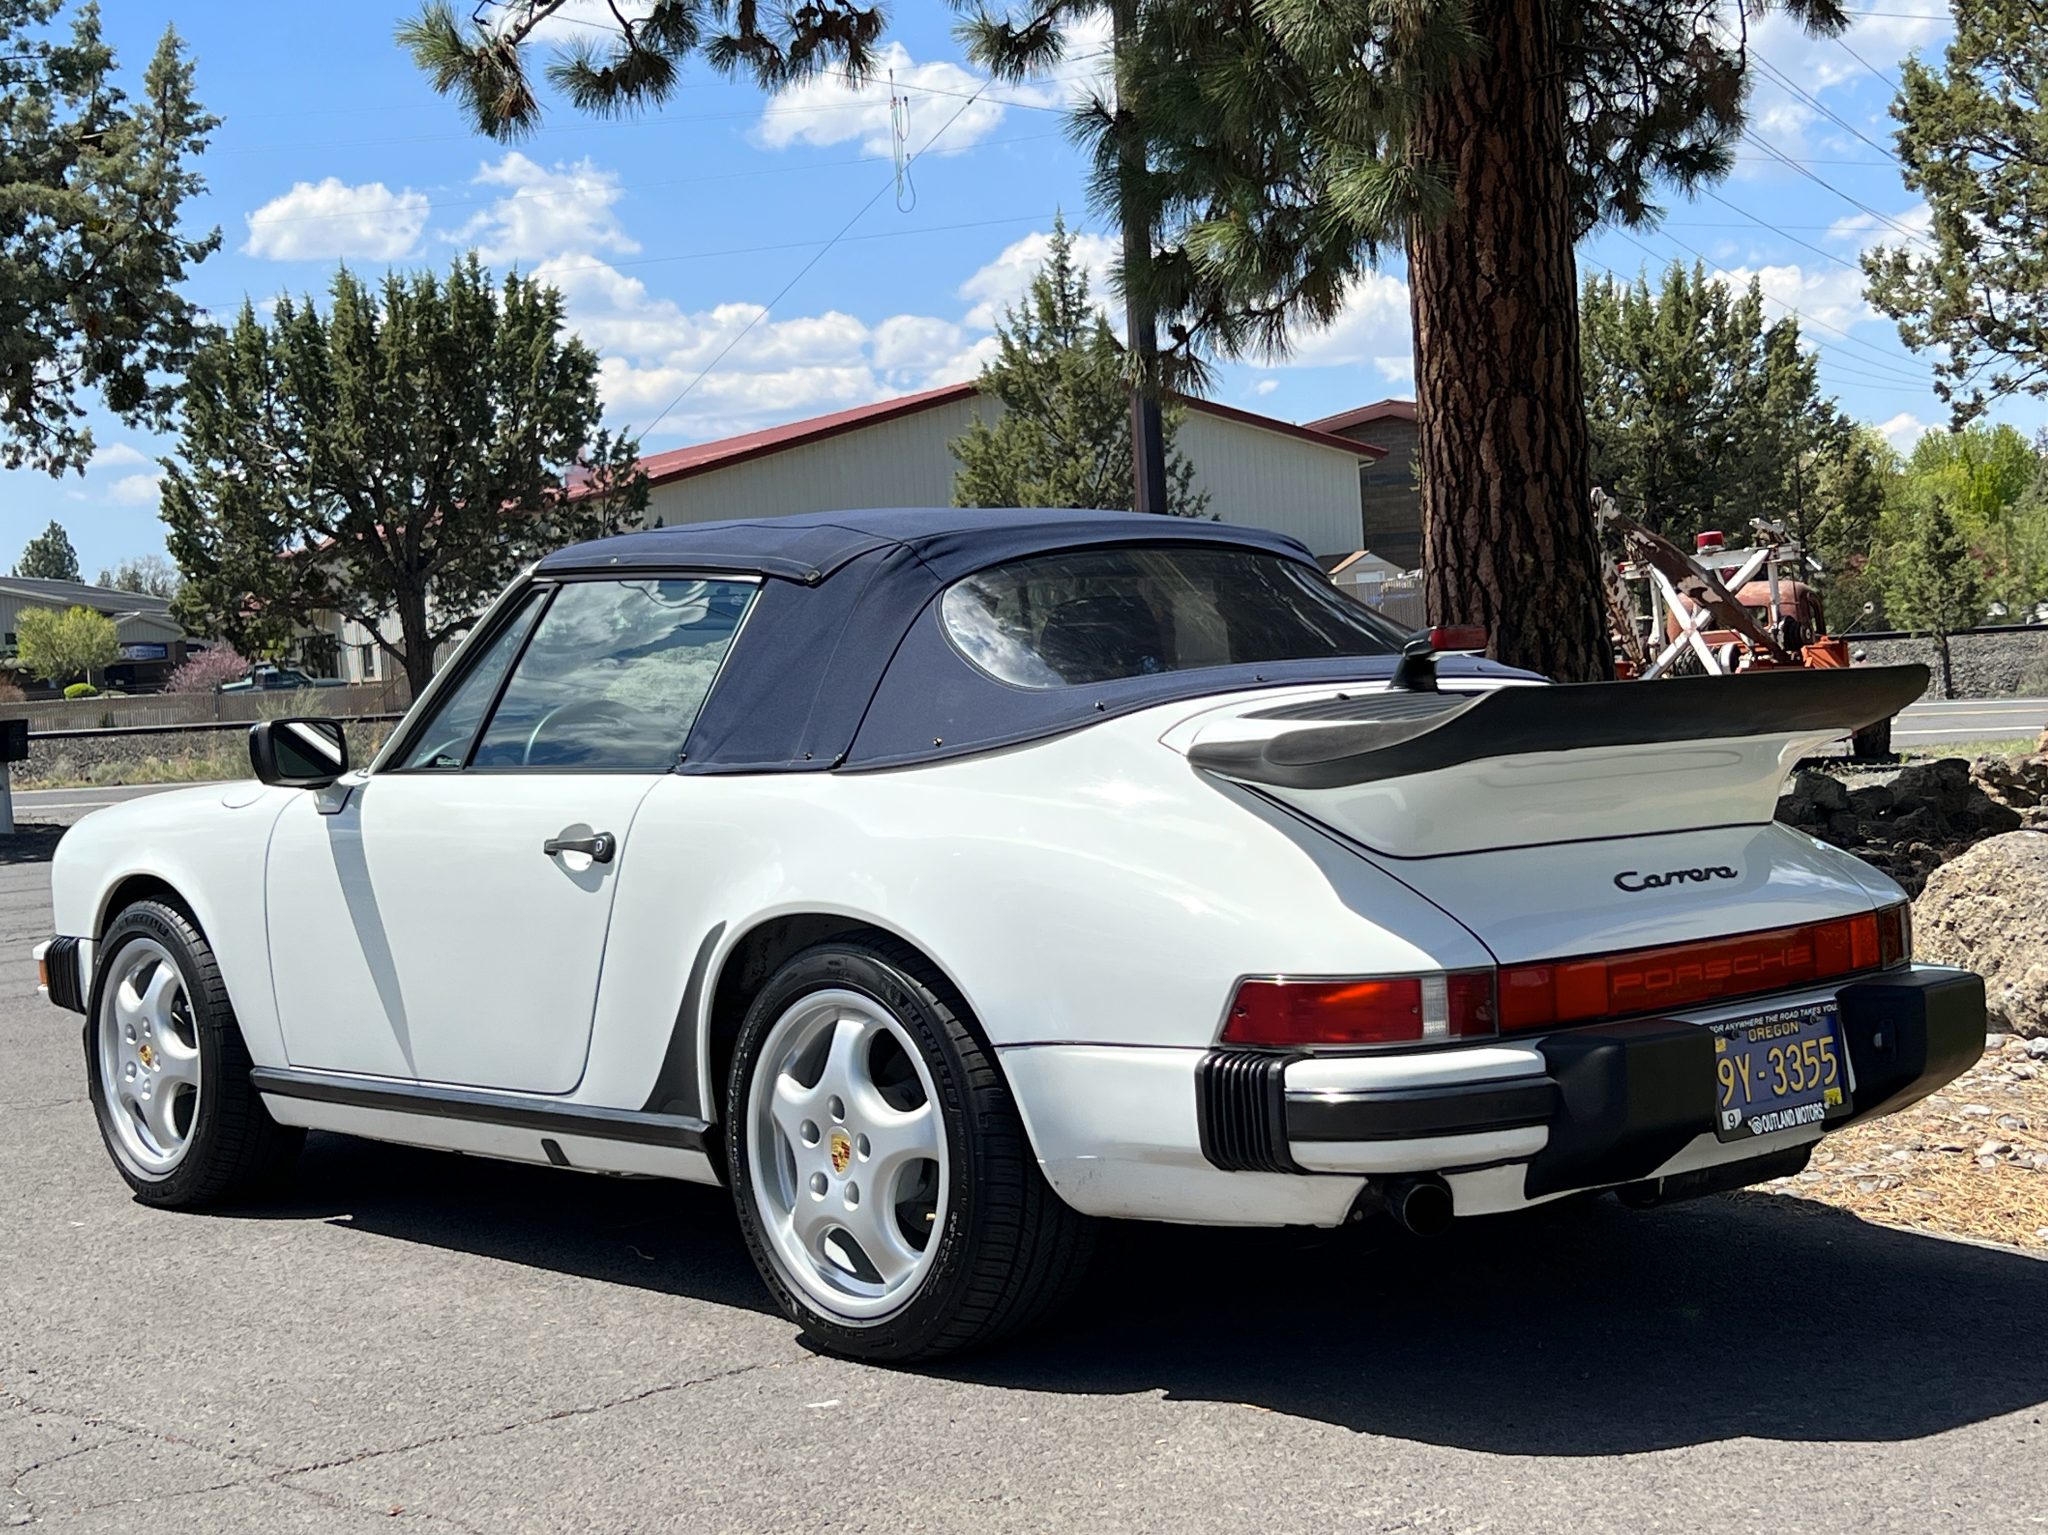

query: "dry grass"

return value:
[1768, 1034, 2048, 1249]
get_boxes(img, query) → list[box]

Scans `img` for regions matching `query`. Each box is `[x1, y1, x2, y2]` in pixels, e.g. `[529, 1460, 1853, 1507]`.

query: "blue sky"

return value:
[3, 0, 2001, 580]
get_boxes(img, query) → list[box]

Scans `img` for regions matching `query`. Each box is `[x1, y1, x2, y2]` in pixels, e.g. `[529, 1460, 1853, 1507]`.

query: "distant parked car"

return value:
[217, 664, 346, 693]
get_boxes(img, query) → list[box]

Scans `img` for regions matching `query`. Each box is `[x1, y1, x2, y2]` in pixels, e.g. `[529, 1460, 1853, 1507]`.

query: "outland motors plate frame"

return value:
[1710, 1001, 1848, 1142]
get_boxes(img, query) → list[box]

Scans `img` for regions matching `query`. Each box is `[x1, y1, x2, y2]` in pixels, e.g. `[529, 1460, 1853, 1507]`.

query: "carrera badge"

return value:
[829, 1130, 852, 1176]
[1614, 864, 1739, 894]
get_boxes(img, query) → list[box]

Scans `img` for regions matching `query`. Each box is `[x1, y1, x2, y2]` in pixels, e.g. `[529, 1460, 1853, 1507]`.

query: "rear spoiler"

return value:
[1187, 665, 1927, 792]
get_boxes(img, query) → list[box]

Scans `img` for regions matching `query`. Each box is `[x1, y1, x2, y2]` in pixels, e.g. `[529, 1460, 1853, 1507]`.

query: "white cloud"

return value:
[456, 152, 638, 262]
[1250, 378, 1279, 397]
[1712, 260, 1875, 333]
[244, 177, 428, 261]
[1273, 272, 1415, 371]
[108, 472, 163, 508]
[957, 227, 1120, 329]
[755, 42, 1044, 156]
[1878, 412, 1934, 451]
[86, 442, 149, 472]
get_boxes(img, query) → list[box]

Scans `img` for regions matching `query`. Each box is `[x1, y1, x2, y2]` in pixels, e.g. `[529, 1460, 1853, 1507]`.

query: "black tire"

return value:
[85, 899, 304, 1207]
[725, 935, 1095, 1361]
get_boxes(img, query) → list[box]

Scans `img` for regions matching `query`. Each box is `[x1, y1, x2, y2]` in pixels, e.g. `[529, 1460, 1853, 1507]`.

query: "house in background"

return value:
[287, 384, 1397, 686]
[1309, 399, 1421, 570]
[631, 382, 1389, 561]
[0, 576, 186, 692]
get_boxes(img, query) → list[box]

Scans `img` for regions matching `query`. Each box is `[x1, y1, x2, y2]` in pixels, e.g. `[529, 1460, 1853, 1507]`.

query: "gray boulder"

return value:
[1914, 831, 2048, 1038]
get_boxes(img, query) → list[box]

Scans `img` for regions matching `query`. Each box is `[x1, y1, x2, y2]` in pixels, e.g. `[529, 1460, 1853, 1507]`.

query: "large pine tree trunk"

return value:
[1408, 0, 1613, 682]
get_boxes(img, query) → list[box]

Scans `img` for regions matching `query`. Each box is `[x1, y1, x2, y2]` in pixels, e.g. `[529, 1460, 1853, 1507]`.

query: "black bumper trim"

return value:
[1288, 1077, 1560, 1142]
[1196, 1050, 1303, 1173]
[45, 936, 85, 1013]
[1193, 967, 1988, 1197]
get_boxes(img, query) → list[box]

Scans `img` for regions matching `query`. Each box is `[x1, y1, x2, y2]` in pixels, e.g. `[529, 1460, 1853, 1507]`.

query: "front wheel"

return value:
[86, 900, 303, 1206]
[725, 936, 1094, 1361]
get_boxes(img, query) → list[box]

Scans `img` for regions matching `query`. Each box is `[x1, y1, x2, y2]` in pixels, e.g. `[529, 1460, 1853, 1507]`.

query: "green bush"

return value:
[63, 681, 99, 700]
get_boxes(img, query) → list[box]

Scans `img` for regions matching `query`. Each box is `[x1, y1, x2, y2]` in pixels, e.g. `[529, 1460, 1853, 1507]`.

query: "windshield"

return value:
[940, 544, 1409, 689]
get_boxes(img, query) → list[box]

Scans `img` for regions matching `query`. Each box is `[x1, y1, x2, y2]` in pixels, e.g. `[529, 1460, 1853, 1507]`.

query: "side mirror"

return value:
[249, 718, 348, 789]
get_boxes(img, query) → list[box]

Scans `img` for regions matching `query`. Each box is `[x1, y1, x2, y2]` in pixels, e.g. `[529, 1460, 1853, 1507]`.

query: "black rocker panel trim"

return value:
[250, 1067, 711, 1151]
[1189, 664, 1929, 791]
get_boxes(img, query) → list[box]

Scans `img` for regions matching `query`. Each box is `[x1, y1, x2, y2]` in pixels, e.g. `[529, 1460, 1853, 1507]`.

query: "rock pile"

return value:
[1916, 833, 2048, 1038]
[1775, 755, 2040, 895]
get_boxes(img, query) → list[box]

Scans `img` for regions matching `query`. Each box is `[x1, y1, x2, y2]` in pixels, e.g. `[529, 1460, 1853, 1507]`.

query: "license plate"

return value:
[1710, 1001, 1847, 1142]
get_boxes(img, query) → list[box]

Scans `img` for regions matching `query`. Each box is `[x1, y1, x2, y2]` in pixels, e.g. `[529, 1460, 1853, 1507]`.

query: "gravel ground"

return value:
[1773, 1034, 2048, 1248]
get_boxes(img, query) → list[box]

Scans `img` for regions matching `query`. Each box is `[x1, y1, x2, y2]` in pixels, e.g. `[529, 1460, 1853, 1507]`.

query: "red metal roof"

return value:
[633, 382, 1385, 489]
[1307, 398, 1416, 435]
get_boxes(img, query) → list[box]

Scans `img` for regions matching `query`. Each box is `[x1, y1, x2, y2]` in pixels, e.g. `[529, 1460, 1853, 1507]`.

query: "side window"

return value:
[470, 578, 756, 772]
[391, 591, 547, 771]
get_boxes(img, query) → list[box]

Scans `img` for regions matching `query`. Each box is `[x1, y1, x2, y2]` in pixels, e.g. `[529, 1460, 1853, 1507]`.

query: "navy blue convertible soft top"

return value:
[537, 507, 1517, 773]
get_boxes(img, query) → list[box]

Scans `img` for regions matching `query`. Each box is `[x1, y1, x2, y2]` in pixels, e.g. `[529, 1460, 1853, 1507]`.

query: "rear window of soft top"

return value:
[940, 543, 1408, 689]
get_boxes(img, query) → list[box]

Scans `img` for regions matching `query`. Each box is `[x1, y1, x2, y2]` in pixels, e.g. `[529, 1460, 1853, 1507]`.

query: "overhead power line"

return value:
[627, 51, 1026, 441]
[1747, 50, 1901, 165]
[1604, 228, 1934, 390]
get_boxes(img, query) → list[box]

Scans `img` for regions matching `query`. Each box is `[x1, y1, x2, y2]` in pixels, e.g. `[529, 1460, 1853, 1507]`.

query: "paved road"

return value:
[5, 782, 227, 820]
[1894, 695, 2048, 748]
[2, 853, 2044, 1532]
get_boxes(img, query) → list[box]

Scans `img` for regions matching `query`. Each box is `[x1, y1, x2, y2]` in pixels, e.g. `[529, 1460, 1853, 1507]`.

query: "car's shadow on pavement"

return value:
[262, 1133, 2048, 1454]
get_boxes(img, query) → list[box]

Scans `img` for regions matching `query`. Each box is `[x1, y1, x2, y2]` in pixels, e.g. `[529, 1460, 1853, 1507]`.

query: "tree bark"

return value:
[1112, 0, 1170, 516]
[1408, 0, 1612, 682]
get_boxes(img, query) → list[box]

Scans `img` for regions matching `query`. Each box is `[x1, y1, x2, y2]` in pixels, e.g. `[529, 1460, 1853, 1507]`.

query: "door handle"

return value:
[543, 831, 616, 864]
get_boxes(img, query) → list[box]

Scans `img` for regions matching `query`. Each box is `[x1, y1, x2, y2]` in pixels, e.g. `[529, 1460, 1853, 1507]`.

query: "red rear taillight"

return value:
[1223, 972, 1496, 1048]
[1498, 911, 1888, 1032]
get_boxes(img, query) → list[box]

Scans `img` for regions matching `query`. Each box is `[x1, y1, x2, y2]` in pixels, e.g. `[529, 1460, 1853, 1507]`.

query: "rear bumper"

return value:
[33, 936, 89, 1013]
[1000, 965, 1985, 1227]
[1206, 965, 1986, 1197]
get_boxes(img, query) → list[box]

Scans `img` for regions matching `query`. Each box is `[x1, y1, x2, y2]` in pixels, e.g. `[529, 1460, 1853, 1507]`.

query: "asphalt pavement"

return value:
[1890, 696, 2048, 748]
[2, 845, 2045, 1532]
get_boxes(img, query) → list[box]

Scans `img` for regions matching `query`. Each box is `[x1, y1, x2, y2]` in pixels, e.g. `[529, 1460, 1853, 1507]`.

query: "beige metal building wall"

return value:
[642, 397, 1368, 559]
[644, 396, 984, 529]
[1171, 411, 1366, 558]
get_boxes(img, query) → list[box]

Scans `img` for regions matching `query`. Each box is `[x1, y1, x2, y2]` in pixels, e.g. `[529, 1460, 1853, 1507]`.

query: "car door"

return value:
[265, 573, 759, 1093]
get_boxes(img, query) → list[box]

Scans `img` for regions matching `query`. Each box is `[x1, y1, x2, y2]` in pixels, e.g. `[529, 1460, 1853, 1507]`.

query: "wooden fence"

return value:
[0, 680, 409, 734]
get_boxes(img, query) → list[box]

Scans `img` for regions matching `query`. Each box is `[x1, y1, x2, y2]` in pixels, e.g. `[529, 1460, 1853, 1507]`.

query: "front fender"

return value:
[50, 783, 300, 1065]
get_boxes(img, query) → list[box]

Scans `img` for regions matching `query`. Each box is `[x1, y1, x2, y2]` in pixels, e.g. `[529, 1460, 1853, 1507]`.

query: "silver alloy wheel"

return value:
[746, 987, 949, 1323]
[95, 938, 202, 1179]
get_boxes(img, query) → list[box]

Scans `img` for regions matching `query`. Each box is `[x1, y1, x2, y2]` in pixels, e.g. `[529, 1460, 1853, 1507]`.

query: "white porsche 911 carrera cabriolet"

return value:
[37, 508, 1984, 1360]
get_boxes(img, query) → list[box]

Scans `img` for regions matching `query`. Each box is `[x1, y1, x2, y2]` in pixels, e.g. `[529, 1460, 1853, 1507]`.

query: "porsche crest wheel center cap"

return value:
[828, 1130, 852, 1175]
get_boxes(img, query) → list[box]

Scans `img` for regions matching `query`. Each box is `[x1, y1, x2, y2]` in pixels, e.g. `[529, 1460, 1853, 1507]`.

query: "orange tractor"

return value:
[1595, 489, 1896, 759]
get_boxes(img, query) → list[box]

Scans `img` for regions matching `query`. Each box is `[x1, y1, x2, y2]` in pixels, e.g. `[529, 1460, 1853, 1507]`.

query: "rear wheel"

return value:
[726, 937, 1094, 1361]
[86, 900, 303, 1206]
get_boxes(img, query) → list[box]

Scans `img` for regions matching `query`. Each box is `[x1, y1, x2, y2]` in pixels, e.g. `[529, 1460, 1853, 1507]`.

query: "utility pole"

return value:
[1111, 0, 1169, 516]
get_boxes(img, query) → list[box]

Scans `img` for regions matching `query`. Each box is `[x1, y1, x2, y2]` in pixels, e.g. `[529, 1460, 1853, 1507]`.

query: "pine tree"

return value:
[396, 0, 884, 136]
[958, 0, 1852, 680]
[1863, 1, 2046, 425]
[1582, 261, 1853, 546]
[0, 3, 219, 475]
[14, 519, 81, 581]
[1881, 495, 1984, 700]
[952, 218, 1206, 516]
[161, 256, 648, 695]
